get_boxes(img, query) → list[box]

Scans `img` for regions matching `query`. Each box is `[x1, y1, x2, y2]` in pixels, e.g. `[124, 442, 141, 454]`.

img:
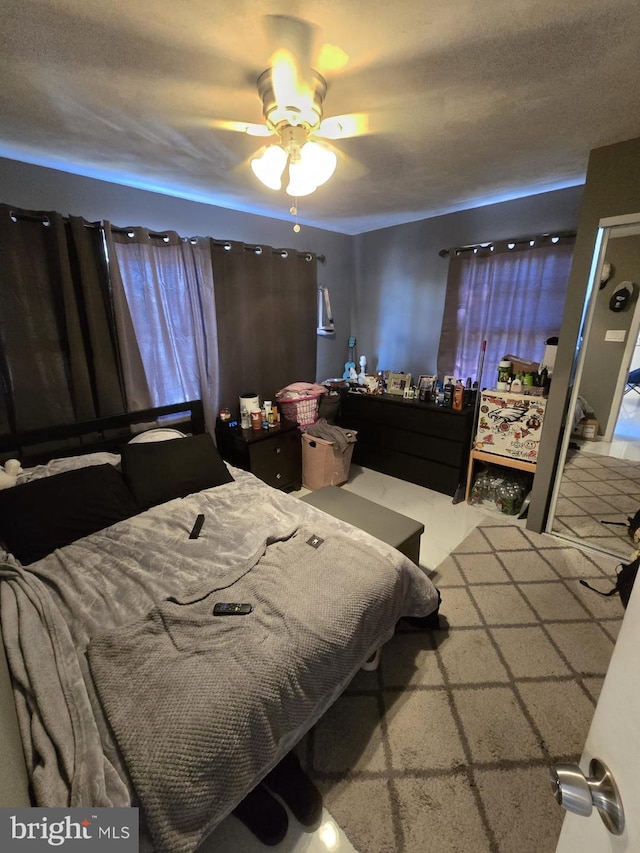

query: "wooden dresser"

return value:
[338, 392, 474, 496]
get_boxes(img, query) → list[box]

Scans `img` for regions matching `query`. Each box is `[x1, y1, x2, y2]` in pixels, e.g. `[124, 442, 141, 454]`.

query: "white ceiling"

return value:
[1, 0, 640, 235]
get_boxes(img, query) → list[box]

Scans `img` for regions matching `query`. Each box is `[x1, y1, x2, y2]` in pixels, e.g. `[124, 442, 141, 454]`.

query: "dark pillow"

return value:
[119, 432, 233, 510]
[0, 464, 140, 565]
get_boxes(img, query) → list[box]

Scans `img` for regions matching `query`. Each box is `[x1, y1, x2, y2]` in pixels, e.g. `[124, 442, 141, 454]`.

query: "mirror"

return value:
[546, 213, 640, 559]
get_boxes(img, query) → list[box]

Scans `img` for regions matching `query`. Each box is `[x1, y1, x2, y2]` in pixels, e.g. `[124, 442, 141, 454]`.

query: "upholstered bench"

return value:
[300, 485, 424, 565]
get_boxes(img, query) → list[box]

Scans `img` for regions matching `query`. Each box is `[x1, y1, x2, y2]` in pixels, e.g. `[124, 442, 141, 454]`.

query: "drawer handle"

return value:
[274, 447, 282, 454]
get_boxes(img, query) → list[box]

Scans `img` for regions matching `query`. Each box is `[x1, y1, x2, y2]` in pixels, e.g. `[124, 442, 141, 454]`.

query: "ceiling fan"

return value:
[213, 17, 369, 205]
[245, 48, 367, 199]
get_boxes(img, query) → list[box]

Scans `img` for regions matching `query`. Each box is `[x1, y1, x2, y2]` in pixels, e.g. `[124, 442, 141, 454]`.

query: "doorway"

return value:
[581, 328, 640, 461]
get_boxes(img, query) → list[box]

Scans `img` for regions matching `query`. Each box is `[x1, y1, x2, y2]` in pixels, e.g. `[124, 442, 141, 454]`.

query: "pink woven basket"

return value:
[277, 393, 321, 428]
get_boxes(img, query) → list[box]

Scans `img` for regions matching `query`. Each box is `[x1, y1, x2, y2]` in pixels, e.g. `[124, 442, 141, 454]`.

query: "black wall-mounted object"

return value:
[609, 281, 637, 312]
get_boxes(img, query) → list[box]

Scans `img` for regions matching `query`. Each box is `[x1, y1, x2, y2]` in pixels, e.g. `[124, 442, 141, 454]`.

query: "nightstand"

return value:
[215, 418, 302, 491]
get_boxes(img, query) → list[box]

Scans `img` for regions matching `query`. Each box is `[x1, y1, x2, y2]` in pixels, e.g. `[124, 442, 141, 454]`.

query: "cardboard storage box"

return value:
[474, 390, 547, 462]
[577, 417, 599, 441]
[503, 354, 539, 376]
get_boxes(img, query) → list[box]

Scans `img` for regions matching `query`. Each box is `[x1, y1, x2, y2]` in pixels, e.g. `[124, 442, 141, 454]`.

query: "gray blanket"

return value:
[0, 466, 439, 851]
[88, 526, 416, 853]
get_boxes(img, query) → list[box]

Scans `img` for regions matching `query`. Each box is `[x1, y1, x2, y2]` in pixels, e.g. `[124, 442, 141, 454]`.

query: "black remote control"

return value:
[189, 514, 205, 539]
[213, 603, 253, 615]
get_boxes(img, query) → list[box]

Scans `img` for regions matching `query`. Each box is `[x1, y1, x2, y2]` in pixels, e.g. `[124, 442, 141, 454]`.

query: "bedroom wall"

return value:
[351, 188, 584, 383]
[0, 157, 583, 393]
[0, 157, 354, 387]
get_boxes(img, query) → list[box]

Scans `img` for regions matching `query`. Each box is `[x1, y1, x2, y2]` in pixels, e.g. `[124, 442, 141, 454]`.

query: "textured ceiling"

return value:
[1, 0, 640, 235]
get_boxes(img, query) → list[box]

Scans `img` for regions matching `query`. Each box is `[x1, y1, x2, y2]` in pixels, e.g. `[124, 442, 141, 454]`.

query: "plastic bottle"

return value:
[463, 377, 473, 408]
[452, 379, 464, 411]
[497, 360, 511, 391]
[443, 379, 454, 408]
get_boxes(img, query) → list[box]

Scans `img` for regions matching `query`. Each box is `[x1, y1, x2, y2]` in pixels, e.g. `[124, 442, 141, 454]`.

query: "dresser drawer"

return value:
[338, 392, 473, 496]
[380, 403, 469, 440]
[248, 431, 301, 489]
[215, 419, 302, 491]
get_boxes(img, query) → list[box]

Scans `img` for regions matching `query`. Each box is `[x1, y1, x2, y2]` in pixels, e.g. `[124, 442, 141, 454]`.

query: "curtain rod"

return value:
[8, 209, 102, 228]
[109, 226, 173, 241]
[8, 212, 326, 262]
[211, 239, 325, 263]
[105, 227, 326, 263]
[439, 230, 576, 258]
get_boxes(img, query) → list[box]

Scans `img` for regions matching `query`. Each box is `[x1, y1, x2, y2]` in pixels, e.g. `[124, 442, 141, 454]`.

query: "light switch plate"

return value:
[605, 329, 626, 342]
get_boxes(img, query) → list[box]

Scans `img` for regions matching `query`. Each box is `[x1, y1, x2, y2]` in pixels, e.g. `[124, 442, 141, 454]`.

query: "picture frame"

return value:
[387, 372, 411, 395]
[417, 374, 437, 400]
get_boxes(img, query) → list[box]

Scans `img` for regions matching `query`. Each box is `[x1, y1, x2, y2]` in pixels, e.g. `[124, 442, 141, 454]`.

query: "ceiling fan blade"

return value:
[245, 124, 276, 138]
[206, 119, 274, 137]
[317, 113, 370, 140]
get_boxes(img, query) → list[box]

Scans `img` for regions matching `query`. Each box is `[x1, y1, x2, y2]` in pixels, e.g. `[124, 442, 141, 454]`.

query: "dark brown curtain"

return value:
[211, 242, 318, 409]
[0, 205, 125, 433]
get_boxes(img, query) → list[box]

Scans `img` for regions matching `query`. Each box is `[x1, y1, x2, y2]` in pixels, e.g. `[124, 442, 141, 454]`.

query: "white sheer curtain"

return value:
[438, 240, 575, 384]
[105, 227, 219, 432]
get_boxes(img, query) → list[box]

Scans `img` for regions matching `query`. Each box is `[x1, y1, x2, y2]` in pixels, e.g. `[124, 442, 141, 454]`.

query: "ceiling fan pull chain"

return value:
[290, 199, 301, 232]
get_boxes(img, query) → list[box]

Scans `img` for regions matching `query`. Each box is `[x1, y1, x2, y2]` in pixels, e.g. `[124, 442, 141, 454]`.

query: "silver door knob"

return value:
[550, 758, 624, 836]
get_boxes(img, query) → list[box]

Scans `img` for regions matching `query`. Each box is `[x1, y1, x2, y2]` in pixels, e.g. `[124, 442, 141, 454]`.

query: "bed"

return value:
[0, 401, 440, 853]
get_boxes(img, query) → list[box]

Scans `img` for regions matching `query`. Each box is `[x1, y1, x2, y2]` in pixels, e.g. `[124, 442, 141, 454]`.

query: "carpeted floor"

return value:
[298, 518, 625, 853]
[551, 449, 640, 556]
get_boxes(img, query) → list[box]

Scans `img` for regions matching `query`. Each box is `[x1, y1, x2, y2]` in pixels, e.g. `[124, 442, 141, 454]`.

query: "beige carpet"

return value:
[552, 449, 640, 556]
[298, 518, 625, 853]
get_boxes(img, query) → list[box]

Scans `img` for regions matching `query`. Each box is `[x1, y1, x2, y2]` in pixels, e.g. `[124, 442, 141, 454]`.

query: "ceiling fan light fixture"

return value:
[250, 61, 339, 203]
[286, 159, 317, 197]
[250, 144, 288, 190]
[301, 140, 337, 186]
[286, 141, 336, 196]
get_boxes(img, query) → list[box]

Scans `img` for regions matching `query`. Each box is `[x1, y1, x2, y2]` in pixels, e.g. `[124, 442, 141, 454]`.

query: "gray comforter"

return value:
[0, 466, 438, 852]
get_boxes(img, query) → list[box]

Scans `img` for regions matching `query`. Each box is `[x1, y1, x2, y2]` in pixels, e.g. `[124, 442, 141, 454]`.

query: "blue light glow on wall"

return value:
[0, 144, 296, 225]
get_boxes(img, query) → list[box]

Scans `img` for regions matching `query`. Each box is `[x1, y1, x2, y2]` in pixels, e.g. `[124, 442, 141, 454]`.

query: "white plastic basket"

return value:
[277, 393, 322, 428]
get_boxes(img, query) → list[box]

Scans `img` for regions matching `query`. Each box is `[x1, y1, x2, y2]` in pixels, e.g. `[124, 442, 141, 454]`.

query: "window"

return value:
[438, 237, 574, 383]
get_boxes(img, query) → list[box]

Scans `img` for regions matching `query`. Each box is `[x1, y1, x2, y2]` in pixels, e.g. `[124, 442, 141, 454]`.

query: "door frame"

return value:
[603, 299, 640, 441]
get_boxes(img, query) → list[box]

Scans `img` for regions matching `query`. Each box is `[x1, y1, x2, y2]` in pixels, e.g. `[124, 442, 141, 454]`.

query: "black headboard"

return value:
[0, 400, 205, 466]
